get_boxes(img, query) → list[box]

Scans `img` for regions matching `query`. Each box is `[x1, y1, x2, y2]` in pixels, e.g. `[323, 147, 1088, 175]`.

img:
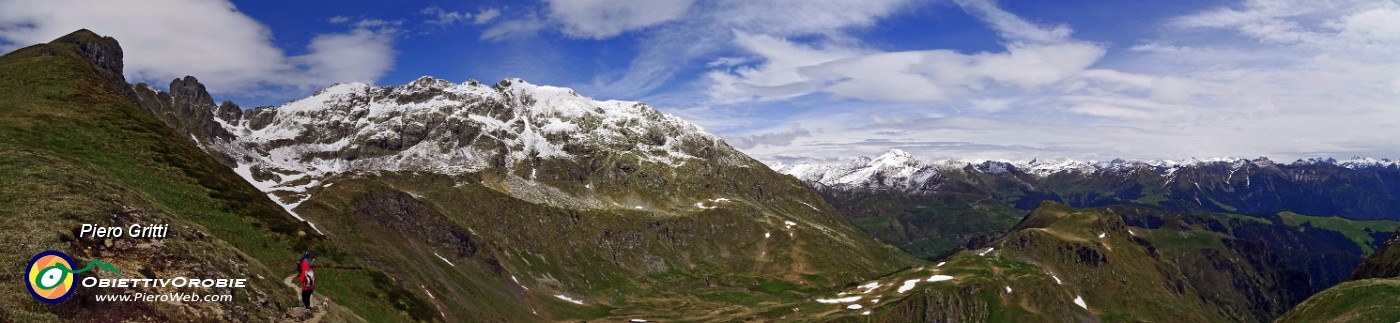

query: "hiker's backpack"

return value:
[302, 269, 315, 290]
[298, 259, 315, 290]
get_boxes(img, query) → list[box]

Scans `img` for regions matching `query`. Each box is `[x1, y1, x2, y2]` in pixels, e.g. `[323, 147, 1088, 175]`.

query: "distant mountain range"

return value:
[778, 149, 1400, 220]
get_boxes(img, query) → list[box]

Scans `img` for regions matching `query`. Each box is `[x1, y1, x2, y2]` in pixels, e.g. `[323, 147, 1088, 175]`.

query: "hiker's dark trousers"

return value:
[302, 289, 313, 308]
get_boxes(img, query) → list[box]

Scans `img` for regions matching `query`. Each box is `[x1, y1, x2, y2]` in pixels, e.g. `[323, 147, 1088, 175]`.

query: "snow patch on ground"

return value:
[422, 285, 436, 300]
[511, 275, 527, 290]
[434, 252, 455, 267]
[977, 247, 995, 256]
[897, 279, 920, 293]
[859, 282, 881, 293]
[927, 275, 954, 282]
[1098, 232, 1107, 238]
[554, 294, 584, 305]
[846, 304, 863, 310]
[1073, 295, 1087, 309]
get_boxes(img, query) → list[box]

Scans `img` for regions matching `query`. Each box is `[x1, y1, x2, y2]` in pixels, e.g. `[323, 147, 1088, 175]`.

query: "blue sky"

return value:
[2, 0, 1398, 163]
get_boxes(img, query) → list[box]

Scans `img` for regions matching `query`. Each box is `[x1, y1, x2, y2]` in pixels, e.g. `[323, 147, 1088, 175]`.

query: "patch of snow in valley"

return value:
[859, 282, 881, 293]
[1073, 296, 1087, 309]
[897, 279, 920, 293]
[846, 304, 863, 310]
[927, 275, 954, 282]
[554, 294, 584, 305]
[977, 248, 995, 256]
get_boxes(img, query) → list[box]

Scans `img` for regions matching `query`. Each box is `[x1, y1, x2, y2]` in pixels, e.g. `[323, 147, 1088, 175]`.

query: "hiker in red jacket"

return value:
[296, 252, 315, 309]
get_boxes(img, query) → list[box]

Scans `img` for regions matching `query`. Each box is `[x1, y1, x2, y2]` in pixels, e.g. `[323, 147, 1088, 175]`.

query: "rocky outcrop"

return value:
[46, 29, 139, 102]
[352, 188, 478, 258]
[1352, 227, 1400, 279]
[131, 76, 238, 144]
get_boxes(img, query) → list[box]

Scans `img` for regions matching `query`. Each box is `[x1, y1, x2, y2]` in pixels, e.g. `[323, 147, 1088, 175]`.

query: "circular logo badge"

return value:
[26, 250, 76, 304]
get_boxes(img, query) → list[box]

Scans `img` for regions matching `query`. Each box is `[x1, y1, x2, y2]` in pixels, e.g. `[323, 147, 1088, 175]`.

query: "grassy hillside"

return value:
[794, 202, 1352, 322]
[284, 168, 920, 321]
[1276, 278, 1400, 323]
[0, 30, 445, 322]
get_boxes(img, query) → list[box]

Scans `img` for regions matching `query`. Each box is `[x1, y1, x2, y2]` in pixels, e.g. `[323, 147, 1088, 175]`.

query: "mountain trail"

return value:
[280, 274, 327, 322]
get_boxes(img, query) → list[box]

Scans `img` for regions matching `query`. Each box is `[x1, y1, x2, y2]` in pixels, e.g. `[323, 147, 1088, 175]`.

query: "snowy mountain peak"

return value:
[777, 149, 939, 190]
[160, 75, 742, 213]
[872, 149, 916, 167]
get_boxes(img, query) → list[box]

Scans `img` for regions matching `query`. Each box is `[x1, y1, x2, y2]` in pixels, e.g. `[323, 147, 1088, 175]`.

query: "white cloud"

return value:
[705, 0, 1105, 104]
[287, 28, 397, 87]
[422, 7, 500, 26]
[727, 124, 813, 149]
[422, 7, 469, 26]
[482, 11, 548, 41]
[952, 0, 1071, 43]
[545, 0, 695, 39]
[711, 0, 915, 36]
[474, 8, 502, 25]
[0, 0, 397, 95]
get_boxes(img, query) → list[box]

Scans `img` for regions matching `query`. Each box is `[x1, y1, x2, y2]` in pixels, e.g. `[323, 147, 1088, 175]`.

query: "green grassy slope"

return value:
[1277, 211, 1399, 254]
[798, 202, 1331, 322]
[287, 169, 920, 321]
[0, 30, 434, 321]
[1276, 279, 1400, 323]
[1280, 217, 1400, 321]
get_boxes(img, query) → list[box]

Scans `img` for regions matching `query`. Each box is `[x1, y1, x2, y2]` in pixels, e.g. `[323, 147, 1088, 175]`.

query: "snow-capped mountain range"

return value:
[774, 149, 1399, 190]
[132, 75, 750, 230]
[207, 76, 724, 175]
